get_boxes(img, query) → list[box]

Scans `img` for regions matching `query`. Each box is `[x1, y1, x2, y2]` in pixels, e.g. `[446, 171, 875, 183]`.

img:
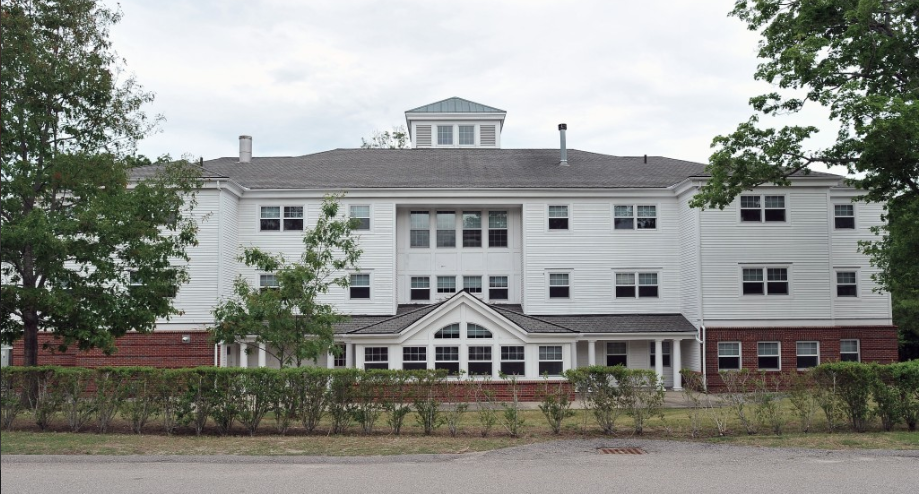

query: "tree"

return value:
[360, 126, 410, 149]
[862, 194, 919, 359]
[0, 0, 201, 365]
[210, 194, 362, 368]
[691, 0, 918, 209]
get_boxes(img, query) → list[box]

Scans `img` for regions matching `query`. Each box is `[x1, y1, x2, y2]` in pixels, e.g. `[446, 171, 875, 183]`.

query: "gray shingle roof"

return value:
[197, 149, 721, 189]
[406, 97, 505, 114]
[334, 299, 697, 335]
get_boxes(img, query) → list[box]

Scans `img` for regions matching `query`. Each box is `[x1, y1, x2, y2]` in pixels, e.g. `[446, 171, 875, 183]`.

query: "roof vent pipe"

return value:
[239, 135, 252, 163]
[558, 123, 568, 166]
[644, 154, 647, 164]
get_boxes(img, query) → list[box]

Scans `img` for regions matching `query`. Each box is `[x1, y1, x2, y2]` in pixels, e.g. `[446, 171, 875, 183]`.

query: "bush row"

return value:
[0, 366, 580, 437]
[680, 360, 919, 435]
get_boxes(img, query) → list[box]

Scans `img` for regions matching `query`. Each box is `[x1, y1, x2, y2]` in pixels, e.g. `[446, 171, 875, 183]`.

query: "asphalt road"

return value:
[2, 439, 917, 494]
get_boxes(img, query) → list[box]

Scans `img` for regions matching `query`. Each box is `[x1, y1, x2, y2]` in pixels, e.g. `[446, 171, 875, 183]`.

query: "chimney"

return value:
[558, 123, 568, 166]
[239, 135, 252, 163]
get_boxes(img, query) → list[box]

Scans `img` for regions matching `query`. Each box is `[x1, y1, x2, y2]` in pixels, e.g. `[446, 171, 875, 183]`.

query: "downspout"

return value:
[695, 188, 707, 389]
[215, 179, 224, 368]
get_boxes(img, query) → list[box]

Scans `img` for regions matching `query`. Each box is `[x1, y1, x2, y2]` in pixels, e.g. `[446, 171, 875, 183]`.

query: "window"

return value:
[410, 276, 430, 301]
[463, 276, 482, 294]
[488, 211, 508, 247]
[500, 346, 525, 375]
[539, 345, 564, 376]
[742, 267, 788, 295]
[614, 205, 657, 230]
[434, 323, 460, 339]
[549, 273, 569, 298]
[437, 125, 453, 145]
[350, 274, 370, 299]
[837, 271, 857, 297]
[718, 342, 741, 370]
[548, 205, 569, 230]
[436, 211, 456, 247]
[740, 195, 786, 222]
[834, 204, 855, 229]
[350, 205, 370, 230]
[489, 276, 508, 300]
[468, 346, 492, 375]
[128, 271, 177, 298]
[840, 339, 860, 362]
[462, 211, 482, 247]
[467, 323, 492, 339]
[435, 346, 459, 375]
[259, 274, 279, 291]
[615, 272, 658, 298]
[333, 344, 346, 367]
[283, 206, 304, 231]
[606, 342, 627, 366]
[364, 347, 388, 370]
[796, 341, 819, 369]
[402, 347, 427, 370]
[757, 342, 780, 370]
[437, 276, 456, 294]
[458, 125, 475, 146]
[649, 341, 671, 367]
[260, 206, 281, 231]
[410, 211, 430, 248]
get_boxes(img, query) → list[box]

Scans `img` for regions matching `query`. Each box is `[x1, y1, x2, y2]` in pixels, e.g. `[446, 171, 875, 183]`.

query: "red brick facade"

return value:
[704, 326, 898, 390]
[10, 331, 215, 368]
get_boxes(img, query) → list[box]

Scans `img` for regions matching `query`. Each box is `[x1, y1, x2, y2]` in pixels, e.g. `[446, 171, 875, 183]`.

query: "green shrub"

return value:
[787, 371, 820, 433]
[20, 367, 63, 431]
[872, 364, 902, 432]
[565, 366, 627, 435]
[413, 369, 447, 435]
[210, 368, 242, 436]
[751, 373, 784, 435]
[184, 368, 218, 435]
[236, 368, 275, 436]
[328, 369, 358, 434]
[889, 360, 919, 431]
[719, 369, 758, 435]
[354, 370, 387, 434]
[159, 369, 191, 435]
[471, 375, 498, 437]
[297, 367, 334, 433]
[500, 373, 525, 437]
[58, 367, 95, 432]
[619, 369, 664, 435]
[383, 370, 414, 435]
[272, 368, 299, 435]
[537, 374, 574, 434]
[814, 362, 877, 432]
[0, 367, 26, 431]
[120, 367, 161, 434]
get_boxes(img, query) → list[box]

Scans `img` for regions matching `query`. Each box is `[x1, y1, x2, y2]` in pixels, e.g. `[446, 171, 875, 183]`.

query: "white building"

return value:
[24, 97, 895, 388]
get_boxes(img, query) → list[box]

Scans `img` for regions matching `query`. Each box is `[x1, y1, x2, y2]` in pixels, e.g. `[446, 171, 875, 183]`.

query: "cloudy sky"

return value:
[109, 0, 837, 169]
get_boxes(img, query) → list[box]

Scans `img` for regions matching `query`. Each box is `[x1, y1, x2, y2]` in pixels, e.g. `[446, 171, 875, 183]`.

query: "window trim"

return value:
[436, 275, 457, 295]
[835, 270, 858, 298]
[437, 125, 454, 146]
[410, 276, 430, 301]
[488, 275, 509, 301]
[796, 341, 820, 369]
[333, 343, 347, 368]
[487, 210, 509, 248]
[756, 341, 781, 371]
[547, 205, 570, 231]
[364, 346, 389, 370]
[402, 346, 428, 370]
[458, 125, 475, 146]
[434, 345, 460, 375]
[259, 273, 279, 291]
[349, 272, 371, 300]
[833, 203, 856, 230]
[840, 339, 860, 362]
[500, 345, 526, 376]
[606, 341, 628, 367]
[463, 275, 483, 294]
[467, 346, 493, 376]
[740, 266, 791, 296]
[615, 271, 660, 299]
[717, 342, 742, 371]
[409, 211, 431, 248]
[435, 211, 457, 248]
[738, 194, 788, 224]
[613, 204, 658, 231]
[548, 271, 571, 299]
[461, 211, 483, 248]
[538, 345, 564, 376]
[349, 204, 371, 231]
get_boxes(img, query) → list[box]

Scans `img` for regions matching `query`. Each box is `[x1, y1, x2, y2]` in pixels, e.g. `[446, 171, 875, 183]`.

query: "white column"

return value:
[345, 343, 354, 368]
[326, 349, 335, 369]
[257, 345, 267, 368]
[218, 343, 227, 367]
[570, 342, 578, 370]
[492, 343, 501, 379]
[654, 338, 664, 386]
[459, 343, 468, 376]
[672, 339, 683, 390]
[238, 342, 248, 368]
[587, 340, 597, 366]
[427, 343, 435, 370]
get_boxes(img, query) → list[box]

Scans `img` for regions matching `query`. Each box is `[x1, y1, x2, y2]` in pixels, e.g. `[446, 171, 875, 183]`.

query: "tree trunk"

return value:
[23, 315, 39, 367]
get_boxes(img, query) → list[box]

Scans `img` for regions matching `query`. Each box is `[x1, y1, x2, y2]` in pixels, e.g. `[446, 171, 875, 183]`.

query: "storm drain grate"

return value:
[598, 447, 646, 455]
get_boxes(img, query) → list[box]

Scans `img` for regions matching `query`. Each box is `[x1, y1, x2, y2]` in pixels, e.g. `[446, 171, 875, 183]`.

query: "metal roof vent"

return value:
[558, 123, 568, 166]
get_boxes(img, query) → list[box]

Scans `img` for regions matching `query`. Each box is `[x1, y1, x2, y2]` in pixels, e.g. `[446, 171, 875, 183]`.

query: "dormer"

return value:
[405, 97, 507, 149]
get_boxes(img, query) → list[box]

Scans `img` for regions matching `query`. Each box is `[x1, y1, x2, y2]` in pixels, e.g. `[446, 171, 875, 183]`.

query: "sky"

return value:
[109, 0, 838, 170]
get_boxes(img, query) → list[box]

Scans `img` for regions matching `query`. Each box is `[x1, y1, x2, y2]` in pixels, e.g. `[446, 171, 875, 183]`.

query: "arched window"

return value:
[434, 323, 460, 339]
[466, 324, 493, 339]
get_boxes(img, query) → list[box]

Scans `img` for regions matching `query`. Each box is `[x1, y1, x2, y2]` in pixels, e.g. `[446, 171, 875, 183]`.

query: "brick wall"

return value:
[704, 325, 898, 390]
[10, 331, 214, 368]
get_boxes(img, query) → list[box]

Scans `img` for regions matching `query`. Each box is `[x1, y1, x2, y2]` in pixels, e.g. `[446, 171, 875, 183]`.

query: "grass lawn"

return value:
[2, 406, 917, 456]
